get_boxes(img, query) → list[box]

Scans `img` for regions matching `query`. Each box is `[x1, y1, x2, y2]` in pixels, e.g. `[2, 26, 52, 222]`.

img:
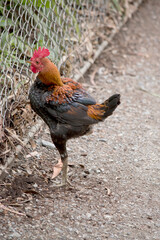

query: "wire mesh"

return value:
[0, 0, 109, 128]
[0, 0, 139, 159]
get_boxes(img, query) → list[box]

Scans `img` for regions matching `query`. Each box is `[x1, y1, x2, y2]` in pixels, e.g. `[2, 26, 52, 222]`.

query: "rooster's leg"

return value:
[61, 156, 69, 185]
[60, 155, 73, 186]
[52, 141, 71, 186]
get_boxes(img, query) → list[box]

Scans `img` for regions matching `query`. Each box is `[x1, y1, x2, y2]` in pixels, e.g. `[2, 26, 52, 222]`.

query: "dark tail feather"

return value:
[87, 94, 120, 122]
[102, 94, 120, 119]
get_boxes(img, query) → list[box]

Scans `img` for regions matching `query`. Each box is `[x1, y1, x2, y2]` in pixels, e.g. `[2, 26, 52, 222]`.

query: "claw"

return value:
[53, 179, 73, 187]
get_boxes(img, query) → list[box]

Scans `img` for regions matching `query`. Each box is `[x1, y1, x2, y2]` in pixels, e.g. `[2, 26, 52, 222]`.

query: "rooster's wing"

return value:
[44, 89, 98, 126]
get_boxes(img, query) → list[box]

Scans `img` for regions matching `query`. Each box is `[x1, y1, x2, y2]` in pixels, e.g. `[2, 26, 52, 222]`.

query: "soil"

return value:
[0, 0, 160, 239]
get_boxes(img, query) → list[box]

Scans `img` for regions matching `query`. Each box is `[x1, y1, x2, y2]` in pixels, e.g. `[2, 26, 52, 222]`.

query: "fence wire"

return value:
[0, 0, 139, 159]
[0, 0, 108, 128]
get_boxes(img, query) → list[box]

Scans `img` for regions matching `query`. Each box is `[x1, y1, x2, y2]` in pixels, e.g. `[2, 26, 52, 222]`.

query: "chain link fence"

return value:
[0, 0, 141, 163]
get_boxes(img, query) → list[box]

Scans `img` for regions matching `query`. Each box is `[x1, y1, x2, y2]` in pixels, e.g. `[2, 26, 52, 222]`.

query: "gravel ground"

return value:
[0, 0, 160, 239]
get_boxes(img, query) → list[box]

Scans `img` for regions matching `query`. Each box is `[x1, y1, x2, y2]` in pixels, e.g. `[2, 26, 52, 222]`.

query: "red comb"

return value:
[31, 47, 50, 60]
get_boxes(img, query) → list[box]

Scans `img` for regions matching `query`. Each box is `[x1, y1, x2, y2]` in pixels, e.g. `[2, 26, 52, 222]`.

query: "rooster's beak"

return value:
[26, 60, 31, 64]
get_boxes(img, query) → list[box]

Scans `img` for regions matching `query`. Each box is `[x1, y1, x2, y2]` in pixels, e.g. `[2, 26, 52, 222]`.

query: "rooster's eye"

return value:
[36, 61, 39, 64]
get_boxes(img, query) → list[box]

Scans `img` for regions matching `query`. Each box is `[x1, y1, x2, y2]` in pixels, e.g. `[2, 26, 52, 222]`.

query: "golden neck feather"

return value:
[38, 58, 63, 86]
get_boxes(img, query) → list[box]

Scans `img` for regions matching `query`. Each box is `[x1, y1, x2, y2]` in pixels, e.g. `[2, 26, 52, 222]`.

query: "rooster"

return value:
[28, 47, 120, 186]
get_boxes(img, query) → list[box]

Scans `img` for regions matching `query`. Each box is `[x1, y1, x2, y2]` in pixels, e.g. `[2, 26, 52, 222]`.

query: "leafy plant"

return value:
[0, 0, 81, 71]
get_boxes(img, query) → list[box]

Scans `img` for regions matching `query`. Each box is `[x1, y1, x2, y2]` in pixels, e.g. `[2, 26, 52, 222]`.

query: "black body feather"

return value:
[29, 77, 120, 157]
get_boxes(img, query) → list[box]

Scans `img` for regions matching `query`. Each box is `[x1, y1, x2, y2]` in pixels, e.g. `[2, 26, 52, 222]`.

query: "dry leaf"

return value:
[26, 166, 33, 175]
[25, 104, 32, 112]
[79, 164, 85, 169]
[30, 139, 37, 150]
[90, 68, 98, 86]
[5, 128, 24, 146]
[86, 37, 93, 59]
[24, 189, 44, 197]
[0, 203, 26, 216]
[0, 149, 11, 157]
[26, 151, 39, 158]
[11, 108, 18, 116]
[51, 159, 63, 179]
[107, 18, 116, 30]
[105, 187, 111, 196]
[0, 114, 4, 142]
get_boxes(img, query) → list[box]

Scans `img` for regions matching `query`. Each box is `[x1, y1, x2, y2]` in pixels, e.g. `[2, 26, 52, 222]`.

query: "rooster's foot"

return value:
[51, 157, 73, 187]
[53, 178, 73, 187]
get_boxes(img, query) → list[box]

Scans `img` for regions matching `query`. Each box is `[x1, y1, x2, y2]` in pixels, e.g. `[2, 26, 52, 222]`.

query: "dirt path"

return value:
[0, 1, 160, 239]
